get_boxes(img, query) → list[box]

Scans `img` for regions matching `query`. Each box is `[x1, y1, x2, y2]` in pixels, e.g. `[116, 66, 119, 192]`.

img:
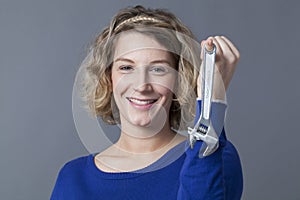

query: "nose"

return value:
[133, 67, 153, 92]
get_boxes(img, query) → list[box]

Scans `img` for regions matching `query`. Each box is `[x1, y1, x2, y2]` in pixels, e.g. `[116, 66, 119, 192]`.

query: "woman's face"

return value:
[111, 32, 177, 129]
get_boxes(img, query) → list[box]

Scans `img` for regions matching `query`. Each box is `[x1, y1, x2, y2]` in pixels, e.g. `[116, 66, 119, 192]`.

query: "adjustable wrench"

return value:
[188, 44, 219, 157]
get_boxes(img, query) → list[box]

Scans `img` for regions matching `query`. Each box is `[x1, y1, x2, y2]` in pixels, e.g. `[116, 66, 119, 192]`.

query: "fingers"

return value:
[210, 37, 223, 61]
[200, 37, 223, 60]
[220, 36, 240, 60]
[215, 36, 238, 65]
[201, 36, 239, 55]
[201, 36, 240, 64]
[199, 35, 240, 91]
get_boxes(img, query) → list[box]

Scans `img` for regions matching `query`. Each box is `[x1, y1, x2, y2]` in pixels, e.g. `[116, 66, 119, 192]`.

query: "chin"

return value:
[127, 113, 152, 127]
[133, 106, 169, 129]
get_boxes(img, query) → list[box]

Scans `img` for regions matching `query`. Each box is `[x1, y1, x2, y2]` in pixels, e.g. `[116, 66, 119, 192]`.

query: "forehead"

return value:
[113, 31, 171, 60]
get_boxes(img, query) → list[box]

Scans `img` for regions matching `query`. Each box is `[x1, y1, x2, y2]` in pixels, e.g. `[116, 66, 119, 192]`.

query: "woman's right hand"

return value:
[197, 36, 240, 100]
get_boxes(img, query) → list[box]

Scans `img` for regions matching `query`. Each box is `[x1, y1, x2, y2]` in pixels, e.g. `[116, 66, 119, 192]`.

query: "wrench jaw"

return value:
[199, 123, 219, 157]
[188, 121, 219, 157]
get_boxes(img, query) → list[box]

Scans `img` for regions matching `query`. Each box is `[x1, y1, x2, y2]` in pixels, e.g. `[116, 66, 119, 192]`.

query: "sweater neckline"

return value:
[87, 140, 187, 179]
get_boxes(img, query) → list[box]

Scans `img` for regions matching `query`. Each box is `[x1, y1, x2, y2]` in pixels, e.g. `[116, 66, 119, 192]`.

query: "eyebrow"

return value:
[114, 57, 173, 66]
[150, 60, 173, 66]
[114, 58, 134, 63]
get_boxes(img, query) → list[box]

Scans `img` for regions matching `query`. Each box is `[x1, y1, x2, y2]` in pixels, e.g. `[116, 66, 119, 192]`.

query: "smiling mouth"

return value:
[126, 97, 158, 106]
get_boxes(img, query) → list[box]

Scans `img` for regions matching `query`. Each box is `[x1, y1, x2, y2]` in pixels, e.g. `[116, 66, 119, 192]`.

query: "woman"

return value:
[51, 5, 243, 200]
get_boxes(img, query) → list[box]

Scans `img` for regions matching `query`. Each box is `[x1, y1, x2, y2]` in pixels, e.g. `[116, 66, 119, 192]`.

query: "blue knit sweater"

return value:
[51, 101, 243, 200]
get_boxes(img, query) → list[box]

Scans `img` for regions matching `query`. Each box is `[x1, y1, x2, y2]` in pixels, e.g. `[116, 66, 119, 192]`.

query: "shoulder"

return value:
[64, 154, 91, 168]
[51, 154, 95, 199]
[57, 154, 94, 178]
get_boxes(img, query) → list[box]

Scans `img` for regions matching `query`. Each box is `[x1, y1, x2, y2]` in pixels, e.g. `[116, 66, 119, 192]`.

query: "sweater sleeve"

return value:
[177, 99, 229, 200]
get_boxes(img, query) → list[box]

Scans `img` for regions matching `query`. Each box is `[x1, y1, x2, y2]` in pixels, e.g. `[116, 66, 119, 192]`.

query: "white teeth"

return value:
[129, 98, 156, 105]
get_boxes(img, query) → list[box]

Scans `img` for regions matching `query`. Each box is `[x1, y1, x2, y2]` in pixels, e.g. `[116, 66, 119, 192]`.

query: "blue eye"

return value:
[149, 66, 167, 74]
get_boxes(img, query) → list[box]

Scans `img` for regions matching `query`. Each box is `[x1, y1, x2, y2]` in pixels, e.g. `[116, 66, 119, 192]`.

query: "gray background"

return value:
[1, 0, 299, 199]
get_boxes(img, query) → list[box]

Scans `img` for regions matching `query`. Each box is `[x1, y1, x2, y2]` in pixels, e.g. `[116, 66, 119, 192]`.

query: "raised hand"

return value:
[198, 36, 240, 100]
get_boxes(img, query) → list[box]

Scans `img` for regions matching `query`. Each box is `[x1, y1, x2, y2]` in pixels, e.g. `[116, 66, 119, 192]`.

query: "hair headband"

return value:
[114, 16, 164, 31]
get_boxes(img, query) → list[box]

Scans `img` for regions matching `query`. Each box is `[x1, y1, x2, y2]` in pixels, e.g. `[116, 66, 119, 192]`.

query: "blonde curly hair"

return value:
[81, 5, 201, 130]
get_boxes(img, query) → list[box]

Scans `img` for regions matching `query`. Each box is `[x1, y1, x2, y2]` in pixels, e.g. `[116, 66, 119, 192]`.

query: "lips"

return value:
[127, 97, 157, 105]
[127, 97, 158, 110]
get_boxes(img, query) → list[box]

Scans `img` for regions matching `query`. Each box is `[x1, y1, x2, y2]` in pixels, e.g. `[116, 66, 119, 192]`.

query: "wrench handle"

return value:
[201, 45, 216, 120]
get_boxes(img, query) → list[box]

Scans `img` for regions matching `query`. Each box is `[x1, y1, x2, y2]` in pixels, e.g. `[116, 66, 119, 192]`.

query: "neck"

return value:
[116, 122, 176, 154]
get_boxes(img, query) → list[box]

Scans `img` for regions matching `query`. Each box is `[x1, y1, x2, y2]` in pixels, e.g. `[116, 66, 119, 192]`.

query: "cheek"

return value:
[156, 86, 174, 104]
[156, 74, 177, 93]
[111, 72, 119, 91]
[111, 72, 128, 94]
